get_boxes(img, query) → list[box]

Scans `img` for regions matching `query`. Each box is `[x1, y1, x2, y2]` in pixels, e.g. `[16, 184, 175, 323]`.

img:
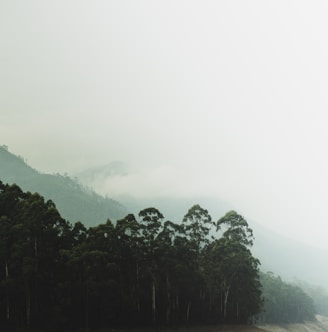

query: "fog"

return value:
[2, 1, 328, 257]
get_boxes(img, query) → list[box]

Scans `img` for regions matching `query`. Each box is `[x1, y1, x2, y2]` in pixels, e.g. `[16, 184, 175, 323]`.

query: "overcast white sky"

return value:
[2, 1, 328, 249]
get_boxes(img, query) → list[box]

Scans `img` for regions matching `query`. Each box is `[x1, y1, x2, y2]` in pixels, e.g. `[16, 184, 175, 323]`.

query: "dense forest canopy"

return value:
[0, 180, 317, 330]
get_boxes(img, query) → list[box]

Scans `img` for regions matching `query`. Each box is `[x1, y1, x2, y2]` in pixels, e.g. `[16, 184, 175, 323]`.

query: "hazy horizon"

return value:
[2, 1, 328, 251]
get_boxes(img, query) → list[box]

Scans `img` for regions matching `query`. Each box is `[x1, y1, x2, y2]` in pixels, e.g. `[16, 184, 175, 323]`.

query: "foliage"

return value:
[257, 272, 316, 324]
[293, 280, 328, 317]
[0, 180, 312, 330]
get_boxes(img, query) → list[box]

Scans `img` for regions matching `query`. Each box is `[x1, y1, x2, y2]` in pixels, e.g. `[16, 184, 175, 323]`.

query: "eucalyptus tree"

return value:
[15, 192, 71, 328]
[155, 220, 186, 324]
[62, 219, 121, 330]
[178, 205, 215, 322]
[0, 215, 11, 325]
[203, 210, 261, 322]
[182, 204, 214, 250]
[216, 210, 254, 246]
[138, 207, 165, 324]
[114, 214, 142, 323]
[0, 183, 28, 328]
[0, 182, 71, 329]
[0, 181, 265, 328]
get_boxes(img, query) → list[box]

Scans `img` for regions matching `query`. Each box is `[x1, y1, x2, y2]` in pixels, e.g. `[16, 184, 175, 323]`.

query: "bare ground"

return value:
[256, 315, 328, 332]
[99, 316, 328, 332]
[98, 325, 269, 332]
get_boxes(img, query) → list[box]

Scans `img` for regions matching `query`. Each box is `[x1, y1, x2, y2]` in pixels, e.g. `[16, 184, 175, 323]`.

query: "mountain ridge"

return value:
[0, 145, 126, 226]
[74, 159, 328, 292]
[3, 145, 328, 294]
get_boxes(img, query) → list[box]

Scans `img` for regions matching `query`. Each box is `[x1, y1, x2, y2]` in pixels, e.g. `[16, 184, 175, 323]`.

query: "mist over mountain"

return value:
[0, 145, 126, 226]
[76, 161, 128, 182]
[75, 161, 234, 220]
[252, 223, 328, 290]
[75, 161, 328, 291]
[2, 144, 328, 291]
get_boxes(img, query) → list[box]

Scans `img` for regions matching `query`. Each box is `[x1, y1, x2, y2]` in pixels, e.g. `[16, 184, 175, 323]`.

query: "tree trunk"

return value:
[5, 258, 8, 278]
[208, 287, 213, 313]
[220, 293, 223, 315]
[34, 237, 38, 273]
[236, 301, 239, 320]
[5, 258, 9, 321]
[186, 301, 191, 323]
[136, 262, 140, 313]
[34, 237, 38, 258]
[26, 286, 31, 329]
[6, 293, 9, 322]
[152, 279, 156, 323]
[85, 282, 89, 332]
[223, 284, 231, 319]
[166, 272, 171, 324]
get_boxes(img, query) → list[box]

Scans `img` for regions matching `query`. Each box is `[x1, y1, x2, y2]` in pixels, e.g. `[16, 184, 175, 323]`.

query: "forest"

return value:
[257, 272, 315, 324]
[0, 180, 316, 330]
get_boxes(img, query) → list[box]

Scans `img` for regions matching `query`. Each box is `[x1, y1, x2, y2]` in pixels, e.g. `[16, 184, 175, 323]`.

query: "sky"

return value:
[2, 1, 328, 250]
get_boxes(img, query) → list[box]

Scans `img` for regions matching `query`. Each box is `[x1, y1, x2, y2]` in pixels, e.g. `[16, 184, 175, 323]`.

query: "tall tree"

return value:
[182, 204, 214, 249]
[138, 208, 164, 324]
[203, 210, 261, 322]
[216, 210, 254, 246]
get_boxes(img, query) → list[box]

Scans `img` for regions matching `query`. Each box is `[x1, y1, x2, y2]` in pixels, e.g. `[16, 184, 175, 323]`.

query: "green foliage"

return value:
[257, 272, 316, 324]
[1, 180, 312, 330]
[217, 210, 254, 246]
[183, 204, 214, 249]
[292, 280, 328, 317]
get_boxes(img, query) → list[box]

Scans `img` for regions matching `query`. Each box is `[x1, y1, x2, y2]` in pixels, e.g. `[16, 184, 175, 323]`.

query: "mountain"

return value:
[251, 221, 328, 289]
[76, 161, 128, 181]
[75, 162, 235, 220]
[4, 144, 328, 291]
[0, 145, 126, 226]
[75, 160, 328, 291]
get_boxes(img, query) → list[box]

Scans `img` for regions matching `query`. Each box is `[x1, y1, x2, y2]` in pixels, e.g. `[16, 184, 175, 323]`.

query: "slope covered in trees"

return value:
[0, 145, 126, 225]
[0, 181, 263, 330]
[0, 181, 319, 330]
[257, 272, 315, 324]
[294, 281, 328, 317]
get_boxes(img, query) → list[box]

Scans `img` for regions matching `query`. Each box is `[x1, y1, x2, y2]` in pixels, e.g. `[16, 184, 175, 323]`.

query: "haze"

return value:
[2, 1, 328, 251]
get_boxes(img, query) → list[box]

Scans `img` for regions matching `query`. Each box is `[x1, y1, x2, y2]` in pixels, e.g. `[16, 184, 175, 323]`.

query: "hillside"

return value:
[75, 160, 328, 292]
[0, 145, 126, 226]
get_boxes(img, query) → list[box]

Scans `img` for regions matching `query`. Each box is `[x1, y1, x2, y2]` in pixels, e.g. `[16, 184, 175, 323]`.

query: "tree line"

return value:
[257, 272, 315, 323]
[294, 280, 328, 317]
[0, 180, 316, 330]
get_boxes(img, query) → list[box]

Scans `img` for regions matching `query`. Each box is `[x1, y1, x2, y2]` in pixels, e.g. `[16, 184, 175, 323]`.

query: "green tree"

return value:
[204, 238, 261, 322]
[0, 182, 265, 329]
[138, 208, 164, 324]
[182, 204, 214, 249]
[0, 182, 72, 329]
[200, 211, 261, 322]
[258, 272, 315, 324]
[217, 210, 254, 246]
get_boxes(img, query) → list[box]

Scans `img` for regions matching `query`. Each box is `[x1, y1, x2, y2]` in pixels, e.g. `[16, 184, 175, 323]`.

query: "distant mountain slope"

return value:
[74, 159, 328, 290]
[76, 161, 128, 181]
[251, 221, 328, 291]
[0, 145, 126, 226]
